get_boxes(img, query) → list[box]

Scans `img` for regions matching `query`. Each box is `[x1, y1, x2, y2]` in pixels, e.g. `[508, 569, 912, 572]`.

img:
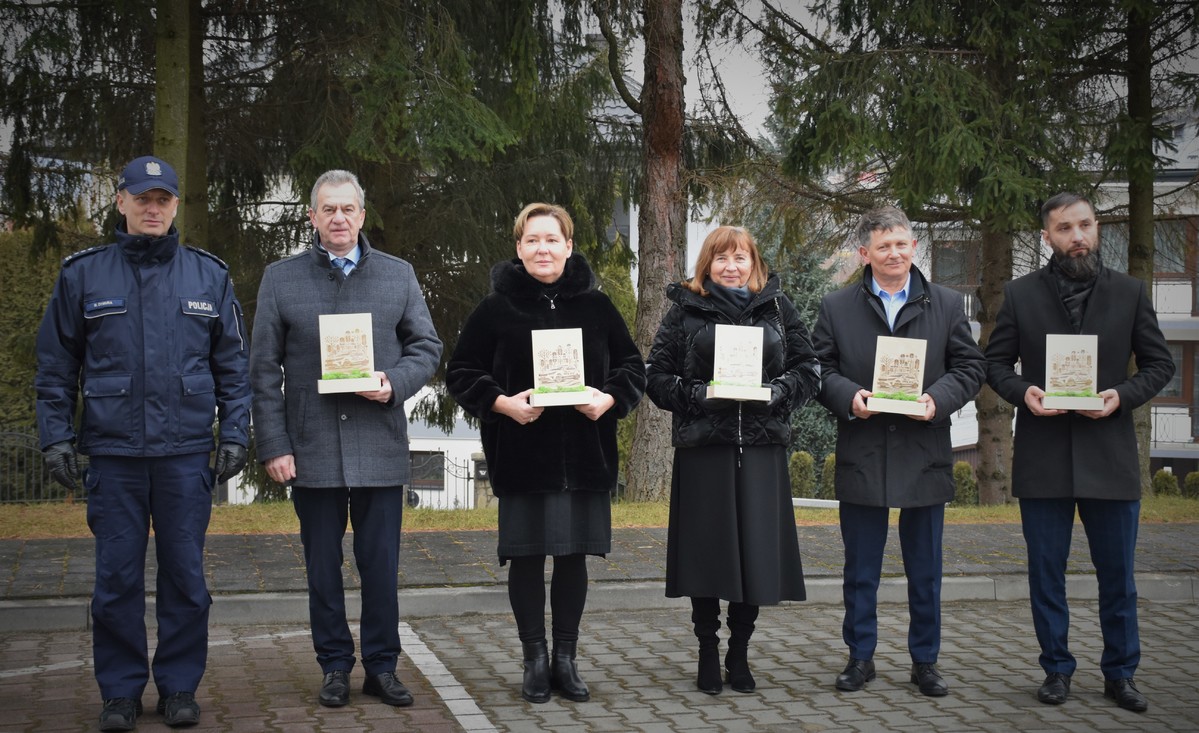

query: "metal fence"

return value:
[407, 451, 475, 510]
[0, 429, 76, 503]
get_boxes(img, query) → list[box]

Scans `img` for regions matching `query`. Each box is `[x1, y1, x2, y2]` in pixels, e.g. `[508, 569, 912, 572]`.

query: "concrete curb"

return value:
[1, 573, 1194, 632]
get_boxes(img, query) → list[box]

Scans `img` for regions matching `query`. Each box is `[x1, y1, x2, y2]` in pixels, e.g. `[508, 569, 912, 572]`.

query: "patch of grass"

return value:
[1, 495, 1195, 540]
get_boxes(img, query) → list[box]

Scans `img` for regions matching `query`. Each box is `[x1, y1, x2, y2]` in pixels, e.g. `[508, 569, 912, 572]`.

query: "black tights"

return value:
[507, 554, 589, 643]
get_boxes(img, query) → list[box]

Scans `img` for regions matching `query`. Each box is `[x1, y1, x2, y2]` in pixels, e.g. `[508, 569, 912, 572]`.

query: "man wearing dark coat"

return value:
[985, 192, 1173, 713]
[250, 169, 442, 709]
[813, 206, 985, 698]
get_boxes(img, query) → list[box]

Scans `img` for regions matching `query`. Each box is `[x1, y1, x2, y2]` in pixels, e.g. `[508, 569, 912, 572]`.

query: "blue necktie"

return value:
[331, 257, 352, 275]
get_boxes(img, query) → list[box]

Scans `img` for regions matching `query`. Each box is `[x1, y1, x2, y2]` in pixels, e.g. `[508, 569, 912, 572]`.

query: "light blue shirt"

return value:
[869, 272, 910, 332]
[327, 244, 361, 275]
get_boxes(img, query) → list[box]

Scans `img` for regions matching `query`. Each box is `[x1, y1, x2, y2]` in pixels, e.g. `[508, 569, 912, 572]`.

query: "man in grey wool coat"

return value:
[250, 169, 442, 710]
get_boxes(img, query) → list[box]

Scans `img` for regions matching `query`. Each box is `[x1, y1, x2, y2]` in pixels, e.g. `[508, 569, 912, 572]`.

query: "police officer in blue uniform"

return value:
[35, 156, 251, 731]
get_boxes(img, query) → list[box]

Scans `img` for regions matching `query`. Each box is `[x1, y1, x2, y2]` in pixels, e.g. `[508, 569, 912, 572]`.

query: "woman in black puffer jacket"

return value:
[645, 225, 821, 695]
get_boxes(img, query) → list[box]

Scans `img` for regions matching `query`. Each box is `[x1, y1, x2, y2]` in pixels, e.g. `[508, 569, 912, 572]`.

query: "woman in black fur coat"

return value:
[645, 226, 821, 695]
[446, 203, 645, 704]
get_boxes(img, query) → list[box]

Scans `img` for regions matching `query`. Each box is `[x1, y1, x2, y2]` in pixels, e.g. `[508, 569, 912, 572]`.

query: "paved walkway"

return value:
[0, 523, 1196, 731]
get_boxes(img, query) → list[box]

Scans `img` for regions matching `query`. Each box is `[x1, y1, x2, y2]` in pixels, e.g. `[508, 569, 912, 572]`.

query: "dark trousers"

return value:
[292, 486, 404, 676]
[1020, 497, 1140, 680]
[86, 453, 213, 700]
[840, 501, 944, 663]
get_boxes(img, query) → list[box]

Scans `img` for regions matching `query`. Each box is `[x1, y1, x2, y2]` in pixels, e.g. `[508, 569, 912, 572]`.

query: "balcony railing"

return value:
[1151, 404, 1199, 448]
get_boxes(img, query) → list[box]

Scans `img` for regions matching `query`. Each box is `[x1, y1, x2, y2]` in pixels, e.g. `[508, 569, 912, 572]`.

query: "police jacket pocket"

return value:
[179, 372, 217, 441]
[82, 373, 132, 440]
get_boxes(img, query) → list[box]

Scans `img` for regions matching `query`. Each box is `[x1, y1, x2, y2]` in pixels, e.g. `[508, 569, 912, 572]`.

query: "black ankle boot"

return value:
[550, 639, 590, 702]
[521, 640, 551, 703]
[697, 640, 722, 694]
[725, 602, 758, 692]
[692, 597, 723, 694]
[724, 643, 755, 692]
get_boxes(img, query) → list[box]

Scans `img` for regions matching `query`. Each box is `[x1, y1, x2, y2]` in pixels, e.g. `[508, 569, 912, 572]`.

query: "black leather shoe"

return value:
[99, 698, 142, 732]
[318, 670, 350, 707]
[835, 658, 875, 691]
[1037, 672, 1071, 705]
[1104, 677, 1148, 712]
[910, 663, 949, 697]
[363, 672, 415, 707]
[157, 691, 200, 727]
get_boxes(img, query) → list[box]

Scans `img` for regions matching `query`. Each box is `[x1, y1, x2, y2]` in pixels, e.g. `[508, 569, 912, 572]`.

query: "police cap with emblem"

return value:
[117, 156, 180, 197]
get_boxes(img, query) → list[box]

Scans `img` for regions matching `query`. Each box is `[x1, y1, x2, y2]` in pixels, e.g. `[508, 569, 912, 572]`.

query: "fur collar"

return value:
[491, 253, 596, 300]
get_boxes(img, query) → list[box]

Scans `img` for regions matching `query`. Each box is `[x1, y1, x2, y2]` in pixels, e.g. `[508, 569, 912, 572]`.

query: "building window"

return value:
[1155, 219, 1189, 275]
[932, 239, 980, 288]
[409, 451, 446, 491]
[1153, 342, 1199, 443]
[1159, 343, 1186, 402]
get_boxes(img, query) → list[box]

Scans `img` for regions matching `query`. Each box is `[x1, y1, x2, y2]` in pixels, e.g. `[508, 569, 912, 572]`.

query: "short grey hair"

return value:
[853, 206, 912, 248]
[309, 169, 366, 210]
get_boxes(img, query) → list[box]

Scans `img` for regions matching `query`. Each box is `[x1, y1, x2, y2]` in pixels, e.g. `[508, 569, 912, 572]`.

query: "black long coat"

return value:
[813, 266, 986, 508]
[985, 266, 1174, 500]
[645, 275, 818, 604]
[446, 254, 645, 497]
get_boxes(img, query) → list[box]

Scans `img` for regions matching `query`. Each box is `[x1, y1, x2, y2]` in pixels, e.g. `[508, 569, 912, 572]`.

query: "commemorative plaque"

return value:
[316, 313, 383, 394]
[529, 328, 591, 407]
[866, 335, 927, 416]
[1042, 334, 1104, 410]
[705, 324, 771, 401]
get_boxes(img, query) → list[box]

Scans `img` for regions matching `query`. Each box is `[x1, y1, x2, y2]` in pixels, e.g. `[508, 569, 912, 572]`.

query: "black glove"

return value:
[214, 443, 249, 483]
[44, 441, 80, 491]
[768, 382, 789, 409]
[692, 382, 735, 414]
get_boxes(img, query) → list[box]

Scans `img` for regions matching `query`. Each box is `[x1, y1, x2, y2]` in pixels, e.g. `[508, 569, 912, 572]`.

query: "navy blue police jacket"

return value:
[35, 224, 251, 457]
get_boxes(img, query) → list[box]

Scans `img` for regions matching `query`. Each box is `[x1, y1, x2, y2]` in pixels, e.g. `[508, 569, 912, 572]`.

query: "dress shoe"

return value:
[99, 698, 142, 732]
[318, 670, 351, 707]
[363, 672, 415, 707]
[1104, 677, 1148, 712]
[1036, 672, 1071, 705]
[157, 691, 200, 727]
[834, 658, 875, 691]
[910, 663, 949, 697]
[550, 640, 590, 702]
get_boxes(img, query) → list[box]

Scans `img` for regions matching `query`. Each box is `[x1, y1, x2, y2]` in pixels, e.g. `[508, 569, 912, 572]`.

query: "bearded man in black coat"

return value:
[985, 192, 1174, 713]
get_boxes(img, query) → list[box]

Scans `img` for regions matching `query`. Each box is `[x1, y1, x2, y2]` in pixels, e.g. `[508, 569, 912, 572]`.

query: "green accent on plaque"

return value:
[1046, 390, 1098, 398]
[709, 381, 767, 387]
[874, 392, 919, 401]
[322, 370, 373, 380]
[533, 385, 588, 394]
